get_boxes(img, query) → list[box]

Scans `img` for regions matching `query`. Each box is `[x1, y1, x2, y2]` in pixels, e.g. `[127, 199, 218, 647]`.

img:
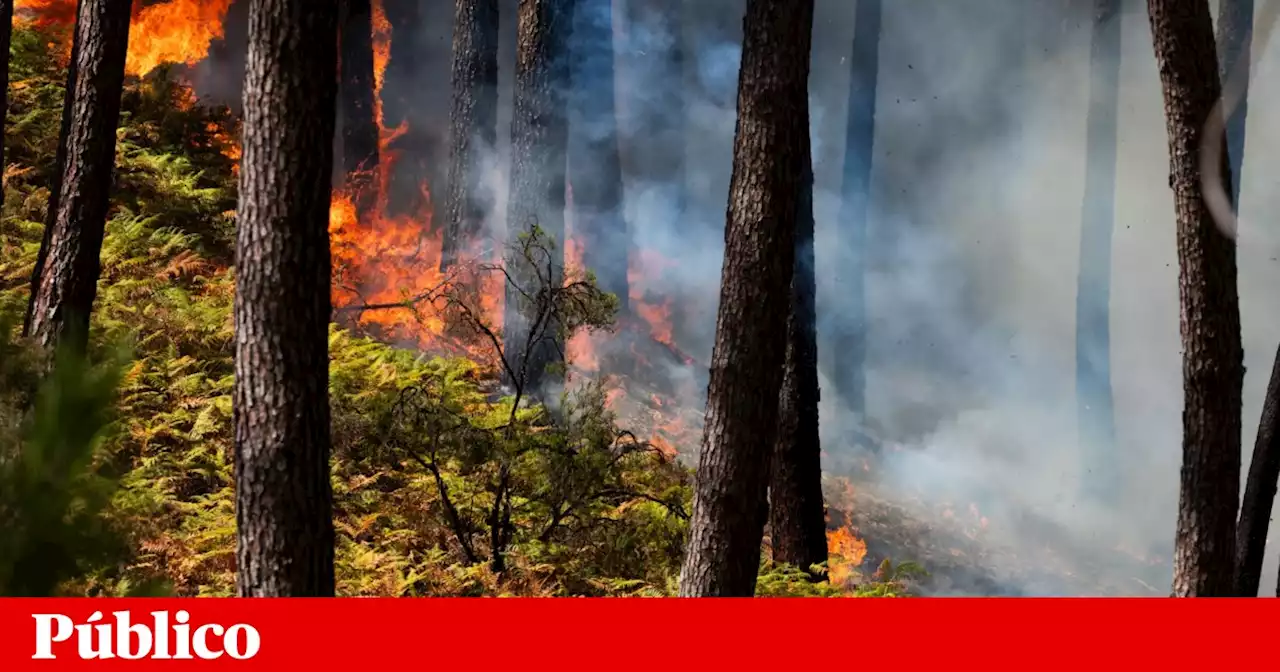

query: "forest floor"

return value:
[596, 330, 1168, 596]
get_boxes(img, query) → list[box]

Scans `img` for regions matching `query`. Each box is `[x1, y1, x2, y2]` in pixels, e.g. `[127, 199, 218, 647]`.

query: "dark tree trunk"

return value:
[677, 0, 814, 598]
[1076, 0, 1121, 500]
[339, 0, 381, 213]
[0, 0, 13, 212]
[1215, 0, 1251, 207]
[566, 0, 627, 312]
[769, 134, 826, 575]
[619, 0, 686, 231]
[1146, 0, 1243, 598]
[1236, 344, 1280, 596]
[439, 0, 500, 271]
[832, 0, 880, 426]
[23, 17, 82, 338]
[502, 0, 576, 393]
[26, 0, 131, 353]
[234, 0, 340, 597]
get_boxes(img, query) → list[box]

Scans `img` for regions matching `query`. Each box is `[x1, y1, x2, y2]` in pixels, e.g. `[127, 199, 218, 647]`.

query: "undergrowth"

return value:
[0, 25, 913, 597]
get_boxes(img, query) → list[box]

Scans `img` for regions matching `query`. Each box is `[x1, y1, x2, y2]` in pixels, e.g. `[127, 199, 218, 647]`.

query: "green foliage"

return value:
[0, 26, 914, 597]
[0, 25, 692, 596]
[0, 314, 135, 596]
[755, 557, 926, 597]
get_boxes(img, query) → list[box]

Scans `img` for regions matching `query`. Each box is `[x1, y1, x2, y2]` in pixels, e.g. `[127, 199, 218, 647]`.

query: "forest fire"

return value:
[15, 0, 235, 76]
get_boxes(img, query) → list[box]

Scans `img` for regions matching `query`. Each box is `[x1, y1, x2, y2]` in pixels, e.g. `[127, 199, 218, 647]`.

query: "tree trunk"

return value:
[1215, 0, 1251, 207]
[502, 0, 576, 393]
[677, 0, 814, 598]
[619, 0, 686, 233]
[26, 0, 131, 353]
[1076, 0, 1121, 500]
[234, 0, 340, 597]
[1146, 0, 1243, 598]
[769, 133, 826, 576]
[832, 0, 881, 426]
[23, 14, 81, 339]
[567, 0, 627, 313]
[0, 0, 13, 212]
[340, 0, 381, 214]
[1235, 344, 1280, 596]
[439, 0, 500, 271]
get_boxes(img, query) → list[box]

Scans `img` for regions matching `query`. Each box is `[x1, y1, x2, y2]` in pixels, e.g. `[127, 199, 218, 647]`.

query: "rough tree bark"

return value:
[1147, 0, 1243, 598]
[439, 0, 500, 271]
[339, 0, 381, 213]
[0, 0, 12, 211]
[234, 0, 340, 597]
[503, 0, 576, 393]
[677, 0, 814, 597]
[832, 0, 881, 425]
[1236, 344, 1280, 596]
[23, 14, 80, 339]
[26, 0, 131, 353]
[769, 134, 826, 575]
[567, 0, 627, 312]
[1215, 0, 1252, 207]
[1076, 0, 1121, 499]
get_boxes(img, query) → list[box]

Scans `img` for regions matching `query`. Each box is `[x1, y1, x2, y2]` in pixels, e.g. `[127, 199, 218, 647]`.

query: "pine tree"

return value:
[0, 0, 13, 212]
[678, 0, 814, 598]
[833, 0, 881, 426]
[26, 0, 132, 353]
[1146, 0, 1243, 598]
[439, 0, 500, 271]
[769, 129, 826, 576]
[340, 0, 381, 215]
[234, 0, 341, 597]
[1075, 0, 1122, 498]
[503, 0, 577, 392]
[567, 0, 627, 312]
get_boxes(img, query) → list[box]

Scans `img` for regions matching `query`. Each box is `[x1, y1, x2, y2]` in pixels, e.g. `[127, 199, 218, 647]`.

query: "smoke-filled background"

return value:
[188, 0, 1279, 595]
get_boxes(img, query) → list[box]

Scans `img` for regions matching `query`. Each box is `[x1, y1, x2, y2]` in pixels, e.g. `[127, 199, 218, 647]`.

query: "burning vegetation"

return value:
[0, 13, 897, 598]
[15, 0, 234, 76]
[4, 0, 1244, 599]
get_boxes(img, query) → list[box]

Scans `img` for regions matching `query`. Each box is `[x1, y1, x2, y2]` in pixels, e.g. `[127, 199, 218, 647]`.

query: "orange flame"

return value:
[328, 1, 502, 367]
[15, 0, 234, 76]
[826, 525, 868, 587]
[564, 234, 602, 372]
[628, 249, 677, 346]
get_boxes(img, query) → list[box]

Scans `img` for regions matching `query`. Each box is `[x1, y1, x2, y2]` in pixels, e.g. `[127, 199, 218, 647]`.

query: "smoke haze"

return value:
[196, 0, 1280, 594]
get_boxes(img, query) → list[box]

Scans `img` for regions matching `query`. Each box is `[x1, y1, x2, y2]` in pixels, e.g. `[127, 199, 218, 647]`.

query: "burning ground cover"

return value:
[0, 7, 1170, 597]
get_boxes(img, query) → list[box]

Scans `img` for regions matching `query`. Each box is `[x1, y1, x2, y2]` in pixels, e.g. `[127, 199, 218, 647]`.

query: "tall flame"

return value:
[328, 0, 502, 367]
[14, 0, 235, 77]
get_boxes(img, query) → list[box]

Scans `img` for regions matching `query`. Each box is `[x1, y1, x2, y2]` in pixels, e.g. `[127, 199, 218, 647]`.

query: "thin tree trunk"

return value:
[0, 0, 13, 212]
[502, 0, 576, 392]
[1076, 0, 1121, 500]
[769, 133, 826, 576]
[1235, 344, 1280, 596]
[677, 0, 814, 598]
[440, 0, 499, 271]
[340, 0, 381, 214]
[26, 0, 131, 353]
[832, 0, 881, 426]
[23, 17, 82, 338]
[1215, 0, 1251, 207]
[234, 0, 340, 597]
[1147, 0, 1243, 598]
[567, 0, 626, 312]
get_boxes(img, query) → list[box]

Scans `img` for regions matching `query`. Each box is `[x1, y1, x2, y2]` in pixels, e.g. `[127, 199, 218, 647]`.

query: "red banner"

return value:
[0, 598, 1271, 668]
